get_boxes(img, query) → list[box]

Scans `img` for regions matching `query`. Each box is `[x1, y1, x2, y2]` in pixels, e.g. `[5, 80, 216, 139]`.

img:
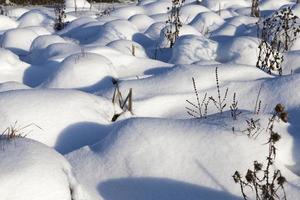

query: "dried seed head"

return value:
[245, 169, 254, 183]
[254, 161, 263, 171]
[271, 132, 281, 143]
[280, 112, 288, 123]
[277, 176, 286, 185]
[275, 103, 285, 113]
[233, 171, 241, 183]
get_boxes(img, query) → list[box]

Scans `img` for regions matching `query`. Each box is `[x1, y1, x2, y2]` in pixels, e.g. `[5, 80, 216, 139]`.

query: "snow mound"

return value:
[0, 81, 30, 92]
[159, 25, 201, 47]
[29, 35, 70, 64]
[7, 8, 29, 19]
[18, 9, 53, 28]
[1, 28, 38, 55]
[216, 36, 260, 65]
[0, 137, 88, 200]
[66, 117, 296, 200]
[42, 52, 117, 90]
[65, 0, 91, 9]
[107, 39, 148, 58]
[45, 42, 82, 62]
[110, 6, 145, 19]
[108, 64, 271, 99]
[0, 16, 19, 32]
[190, 12, 225, 34]
[0, 89, 114, 153]
[201, 0, 250, 11]
[0, 48, 29, 83]
[259, 0, 293, 11]
[129, 14, 155, 32]
[180, 4, 210, 24]
[94, 19, 139, 45]
[142, 0, 171, 15]
[170, 35, 218, 64]
[144, 22, 166, 40]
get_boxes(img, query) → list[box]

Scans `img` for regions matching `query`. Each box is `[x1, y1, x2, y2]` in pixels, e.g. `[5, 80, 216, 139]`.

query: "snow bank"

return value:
[189, 12, 225, 34]
[170, 35, 218, 64]
[67, 116, 297, 200]
[18, 9, 53, 28]
[93, 19, 139, 45]
[0, 81, 30, 92]
[201, 0, 250, 11]
[0, 137, 88, 200]
[158, 25, 201, 47]
[65, 0, 91, 10]
[142, 0, 171, 15]
[0, 89, 114, 153]
[7, 8, 29, 19]
[0, 15, 19, 32]
[215, 36, 260, 65]
[180, 4, 210, 24]
[110, 5, 145, 19]
[42, 52, 117, 90]
[0, 48, 29, 83]
[107, 39, 148, 58]
[29, 35, 70, 64]
[1, 28, 38, 55]
[129, 14, 155, 32]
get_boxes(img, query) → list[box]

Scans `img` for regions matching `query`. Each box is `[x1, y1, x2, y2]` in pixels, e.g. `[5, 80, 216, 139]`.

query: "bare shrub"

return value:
[251, 0, 260, 17]
[209, 67, 228, 115]
[54, 4, 67, 31]
[256, 7, 300, 75]
[111, 79, 133, 122]
[186, 77, 210, 119]
[164, 0, 185, 48]
[233, 104, 288, 200]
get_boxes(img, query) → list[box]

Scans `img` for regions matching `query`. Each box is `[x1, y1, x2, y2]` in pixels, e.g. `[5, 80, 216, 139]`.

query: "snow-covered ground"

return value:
[1, 0, 300, 199]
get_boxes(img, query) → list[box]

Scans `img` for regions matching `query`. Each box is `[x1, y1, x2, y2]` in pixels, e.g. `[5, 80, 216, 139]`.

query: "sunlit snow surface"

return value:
[0, 0, 300, 199]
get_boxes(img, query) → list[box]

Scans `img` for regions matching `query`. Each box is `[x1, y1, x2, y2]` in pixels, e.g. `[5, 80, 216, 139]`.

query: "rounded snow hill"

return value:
[0, 48, 29, 83]
[42, 52, 117, 90]
[142, 0, 171, 15]
[65, 0, 91, 9]
[201, 0, 250, 11]
[44, 42, 82, 62]
[170, 35, 218, 64]
[109, 64, 271, 99]
[0, 81, 30, 92]
[110, 5, 146, 19]
[259, 0, 293, 11]
[29, 35, 70, 64]
[0, 137, 88, 200]
[180, 4, 210, 24]
[17, 9, 53, 28]
[217, 36, 260, 65]
[158, 24, 202, 48]
[66, 116, 297, 200]
[1, 28, 39, 55]
[94, 19, 139, 45]
[144, 21, 166, 40]
[0, 89, 114, 153]
[0, 16, 19, 32]
[107, 39, 148, 58]
[7, 8, 29, 19]
[189, 12, 225, 33]
[129, 14, 155, 32]
[149, 13, 169, 23]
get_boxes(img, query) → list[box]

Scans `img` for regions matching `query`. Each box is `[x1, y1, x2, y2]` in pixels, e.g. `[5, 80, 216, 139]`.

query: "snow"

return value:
[169, 34, 218, 64]
[0, 137, 88, 200]
[1, 28, 39, 55]
[1, 0, 300, 200]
